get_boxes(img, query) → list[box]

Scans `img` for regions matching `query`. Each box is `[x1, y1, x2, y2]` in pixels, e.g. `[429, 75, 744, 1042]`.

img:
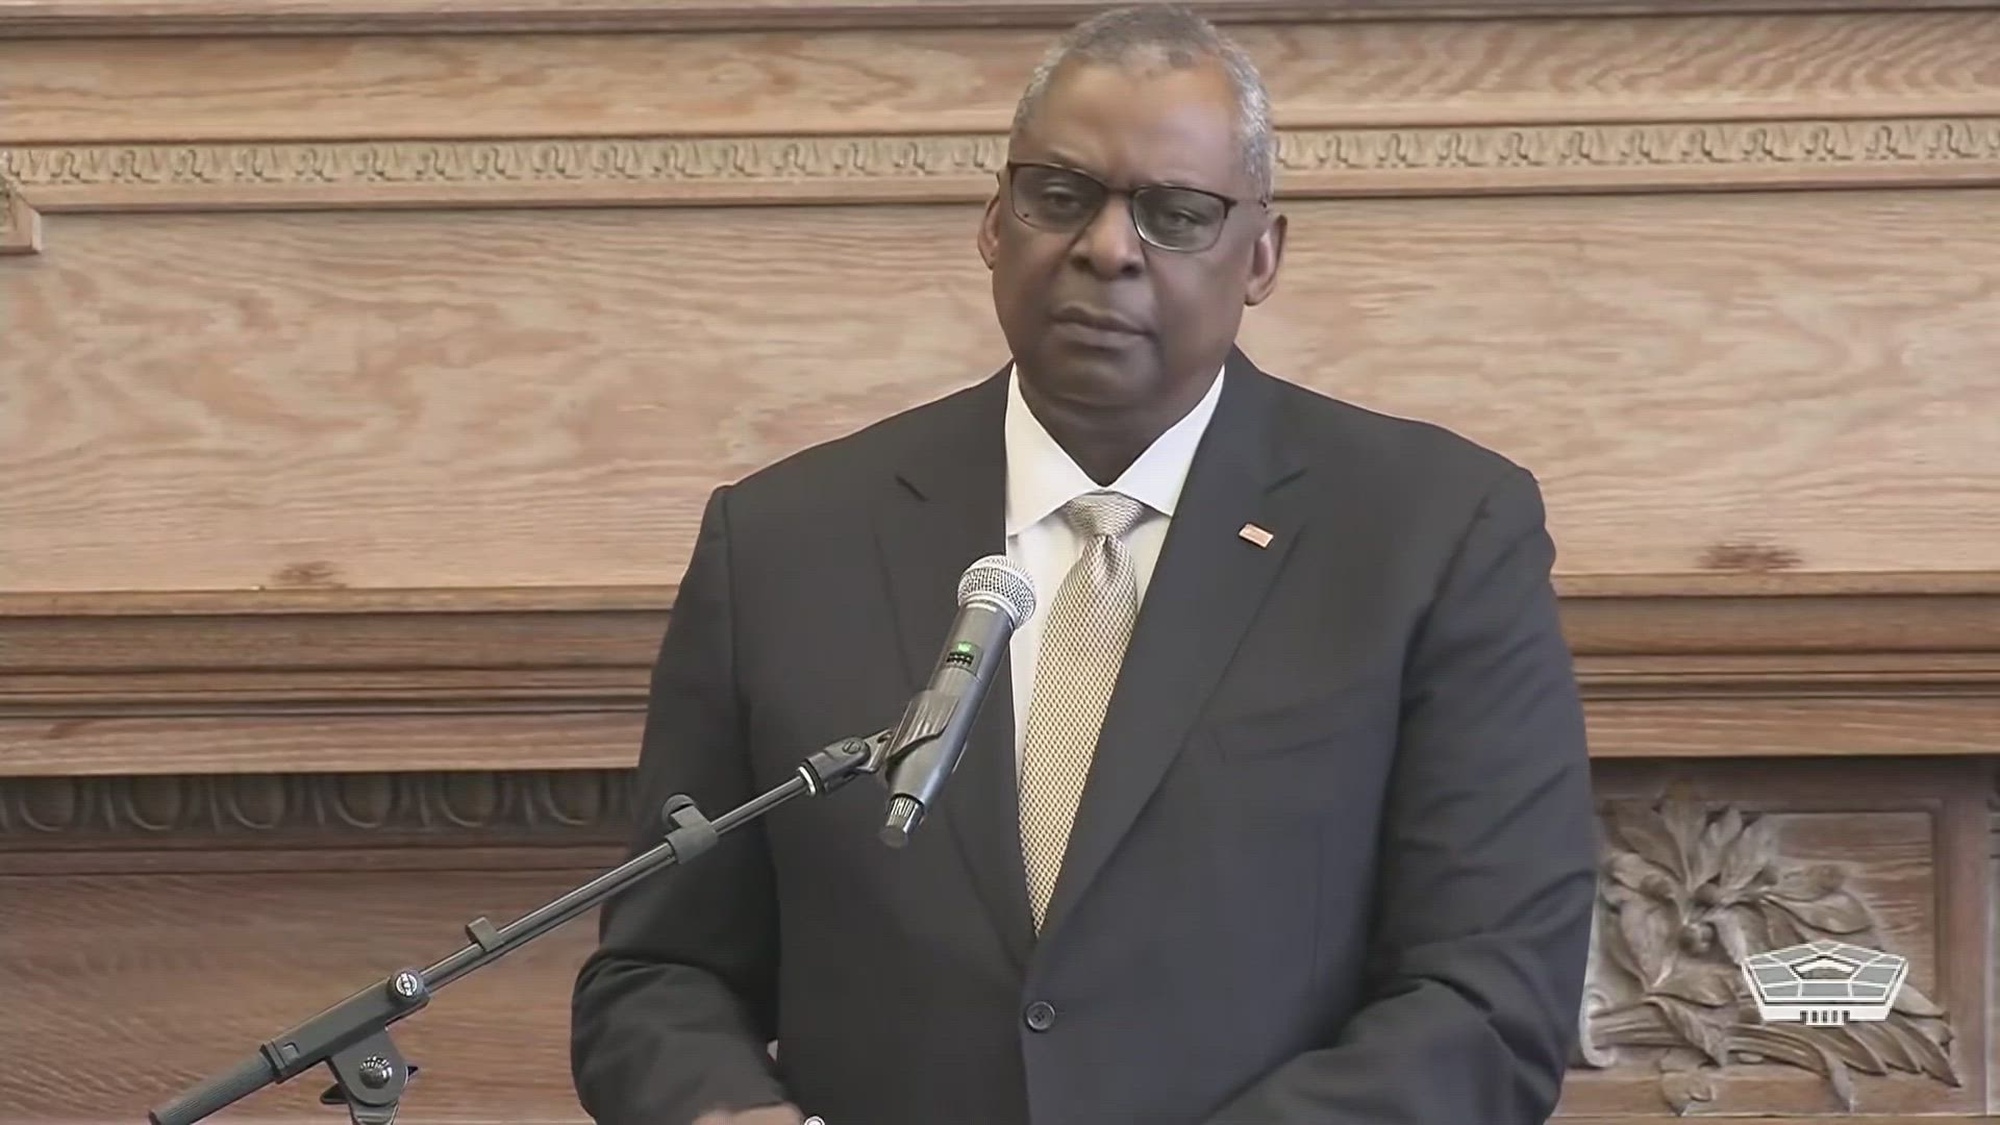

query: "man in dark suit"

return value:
[570, 6, 1600, 1124]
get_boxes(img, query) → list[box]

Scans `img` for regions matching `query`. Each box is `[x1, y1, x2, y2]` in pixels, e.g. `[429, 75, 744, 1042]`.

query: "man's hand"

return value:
[692, 1104, 807, 1125]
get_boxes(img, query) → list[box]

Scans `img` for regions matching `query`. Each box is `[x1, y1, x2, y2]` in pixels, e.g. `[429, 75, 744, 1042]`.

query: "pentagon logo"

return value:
[1741, 939, 1909, 1027]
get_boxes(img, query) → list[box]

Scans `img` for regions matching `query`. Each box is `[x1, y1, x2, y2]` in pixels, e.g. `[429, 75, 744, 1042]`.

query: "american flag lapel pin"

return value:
[1238, 522, 1274, 548]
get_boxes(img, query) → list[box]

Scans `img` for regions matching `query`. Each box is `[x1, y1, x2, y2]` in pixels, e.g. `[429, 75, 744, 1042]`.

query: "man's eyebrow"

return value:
[1029, 151, 1228, 194]
[1030, 149, 1094, 173]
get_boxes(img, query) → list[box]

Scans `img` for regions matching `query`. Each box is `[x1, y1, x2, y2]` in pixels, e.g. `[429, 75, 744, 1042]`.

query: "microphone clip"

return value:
[794, 728, 898, 796]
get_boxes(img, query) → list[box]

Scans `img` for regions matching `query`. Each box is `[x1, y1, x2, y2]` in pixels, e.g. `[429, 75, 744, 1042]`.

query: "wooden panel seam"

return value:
[8, 0, 2000, 38]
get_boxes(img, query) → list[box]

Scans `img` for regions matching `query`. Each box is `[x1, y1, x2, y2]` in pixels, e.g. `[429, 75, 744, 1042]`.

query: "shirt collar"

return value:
[1003, 362, 1225, 537]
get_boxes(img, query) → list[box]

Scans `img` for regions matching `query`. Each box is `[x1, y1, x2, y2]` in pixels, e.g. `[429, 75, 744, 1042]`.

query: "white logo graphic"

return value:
[1741, 939, 1909, 1026]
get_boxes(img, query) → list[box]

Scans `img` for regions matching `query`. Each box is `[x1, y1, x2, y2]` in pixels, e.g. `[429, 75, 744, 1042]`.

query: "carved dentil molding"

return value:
[4, 117, 1997, 219]
[0, 770, 633, 841]
[1577, 799, 1961, 1114]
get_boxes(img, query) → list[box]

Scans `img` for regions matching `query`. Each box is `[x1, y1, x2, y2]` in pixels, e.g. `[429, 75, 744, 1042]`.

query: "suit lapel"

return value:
[1037, 353, 1309, 940]
[872, 367, 1037, 969]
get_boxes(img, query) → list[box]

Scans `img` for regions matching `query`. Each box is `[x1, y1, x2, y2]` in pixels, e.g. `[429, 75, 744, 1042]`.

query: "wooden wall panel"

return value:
[0, 865, 612, 1124]
[0, 207, 1001, 592]
[0, 762, 1990, 1125]
[0, 771, 631, 1124]
[4, 189, 1997, 593]
[1241, 188, 2000, 578]
[3, 3, 1997, 1123]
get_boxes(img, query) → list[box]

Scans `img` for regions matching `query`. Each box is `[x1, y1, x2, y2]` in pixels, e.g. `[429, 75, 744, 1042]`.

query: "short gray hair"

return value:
[1009, 4, 1277, 202]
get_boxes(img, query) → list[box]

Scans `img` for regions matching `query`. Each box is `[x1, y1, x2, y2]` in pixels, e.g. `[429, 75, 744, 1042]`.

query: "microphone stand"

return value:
[146, 729, 898, 1125]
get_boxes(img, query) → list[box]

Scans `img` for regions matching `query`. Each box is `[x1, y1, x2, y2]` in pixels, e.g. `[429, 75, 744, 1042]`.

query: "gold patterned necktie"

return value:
[1018, 489, 1151, 932]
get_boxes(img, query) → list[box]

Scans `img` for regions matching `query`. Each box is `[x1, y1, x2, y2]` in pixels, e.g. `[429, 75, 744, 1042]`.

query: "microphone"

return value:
[879, 554, 1037, 847]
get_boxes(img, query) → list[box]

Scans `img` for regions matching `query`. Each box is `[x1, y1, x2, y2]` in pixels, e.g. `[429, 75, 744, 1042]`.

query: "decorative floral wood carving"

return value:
[1577, 799, 1959, 1114]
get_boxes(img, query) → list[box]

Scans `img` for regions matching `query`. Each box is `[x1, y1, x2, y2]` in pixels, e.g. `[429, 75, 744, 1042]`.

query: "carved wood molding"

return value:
[0, 769, 632, 847]
[5, 116, 1998, 223]
[2, 576, 1997, 776]
[5, 0, 1996, 37]
[4, 577, 1995, 688]
[0, 177, 43, 256]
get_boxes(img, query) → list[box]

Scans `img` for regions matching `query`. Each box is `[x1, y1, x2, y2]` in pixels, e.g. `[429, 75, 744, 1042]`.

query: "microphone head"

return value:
[957, 554, 1037, 625]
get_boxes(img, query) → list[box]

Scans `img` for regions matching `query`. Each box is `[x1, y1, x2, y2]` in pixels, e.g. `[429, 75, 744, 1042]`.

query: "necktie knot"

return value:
[1061, 490, 1148, 542]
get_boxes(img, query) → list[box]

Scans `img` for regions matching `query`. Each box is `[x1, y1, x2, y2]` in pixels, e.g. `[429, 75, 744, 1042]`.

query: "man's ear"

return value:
[1244, 209, 1286, 307]
[977, 190, 1002, 270]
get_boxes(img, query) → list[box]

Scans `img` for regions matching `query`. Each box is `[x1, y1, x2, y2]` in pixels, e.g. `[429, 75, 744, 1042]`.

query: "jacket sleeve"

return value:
[1205, 465, 1600, 1124]
[571, 484, 793, 1125]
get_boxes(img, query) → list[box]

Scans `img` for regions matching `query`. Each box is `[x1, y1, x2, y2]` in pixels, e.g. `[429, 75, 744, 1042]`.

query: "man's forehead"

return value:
[1015, 61, 1244, 186]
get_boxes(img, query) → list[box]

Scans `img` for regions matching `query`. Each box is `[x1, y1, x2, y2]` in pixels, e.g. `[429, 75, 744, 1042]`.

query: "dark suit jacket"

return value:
[571, 349, 1600, 1125]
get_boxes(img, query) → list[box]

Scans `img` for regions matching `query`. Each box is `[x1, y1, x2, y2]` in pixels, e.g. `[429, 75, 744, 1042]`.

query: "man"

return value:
[570, 6, 1599, 1125]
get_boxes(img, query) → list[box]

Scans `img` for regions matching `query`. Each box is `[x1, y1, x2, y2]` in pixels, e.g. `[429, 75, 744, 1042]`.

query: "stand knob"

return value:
[388, 970, 425, 1004]
[357, 1057, 394, 1089]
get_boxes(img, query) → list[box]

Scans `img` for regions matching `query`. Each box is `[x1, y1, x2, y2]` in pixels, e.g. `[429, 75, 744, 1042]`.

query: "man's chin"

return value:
[1023, 351, 1158, 412]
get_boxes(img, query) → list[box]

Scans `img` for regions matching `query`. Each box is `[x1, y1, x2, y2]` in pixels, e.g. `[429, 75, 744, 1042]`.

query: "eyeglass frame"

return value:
[999, 160, 1268, 254]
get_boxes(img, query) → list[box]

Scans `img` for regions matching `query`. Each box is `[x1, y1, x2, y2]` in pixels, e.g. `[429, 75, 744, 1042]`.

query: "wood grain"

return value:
[1558, 583, 2000, 653]
[1584, 697, 2000, 758]
[0, 712, 643, 777]
[0, 865, 605, 1125]
[5, 11, 1999, 144]
[4, 192, 1996, 595]
[0, 843, 625, 877]
[1245, 188, 2000, 578]
[0, 206, 1001, 592]
[6, 695, 1997, 777]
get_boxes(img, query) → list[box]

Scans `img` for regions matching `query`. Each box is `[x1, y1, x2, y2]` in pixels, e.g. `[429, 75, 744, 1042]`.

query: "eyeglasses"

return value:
[1003, 162, 1257, 254]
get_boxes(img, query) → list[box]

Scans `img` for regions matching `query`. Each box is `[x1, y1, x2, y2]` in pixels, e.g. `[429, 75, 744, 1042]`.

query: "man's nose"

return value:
[1071, 196, 1145, 277]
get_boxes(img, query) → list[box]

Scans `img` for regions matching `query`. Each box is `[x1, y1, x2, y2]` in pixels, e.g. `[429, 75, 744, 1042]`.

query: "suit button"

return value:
[1023, 1000, 1057, 1032]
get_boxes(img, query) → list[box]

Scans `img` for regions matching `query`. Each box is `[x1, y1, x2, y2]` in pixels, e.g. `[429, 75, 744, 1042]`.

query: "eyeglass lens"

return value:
[1010, 165, 1229, 252]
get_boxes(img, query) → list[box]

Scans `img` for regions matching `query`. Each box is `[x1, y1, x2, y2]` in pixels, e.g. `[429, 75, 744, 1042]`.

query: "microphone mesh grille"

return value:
[957, 554, 1037, 624]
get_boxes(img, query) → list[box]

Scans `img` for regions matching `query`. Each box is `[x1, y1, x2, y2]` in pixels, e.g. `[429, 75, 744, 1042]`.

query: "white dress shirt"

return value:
[1003, 364, 1225, 761]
